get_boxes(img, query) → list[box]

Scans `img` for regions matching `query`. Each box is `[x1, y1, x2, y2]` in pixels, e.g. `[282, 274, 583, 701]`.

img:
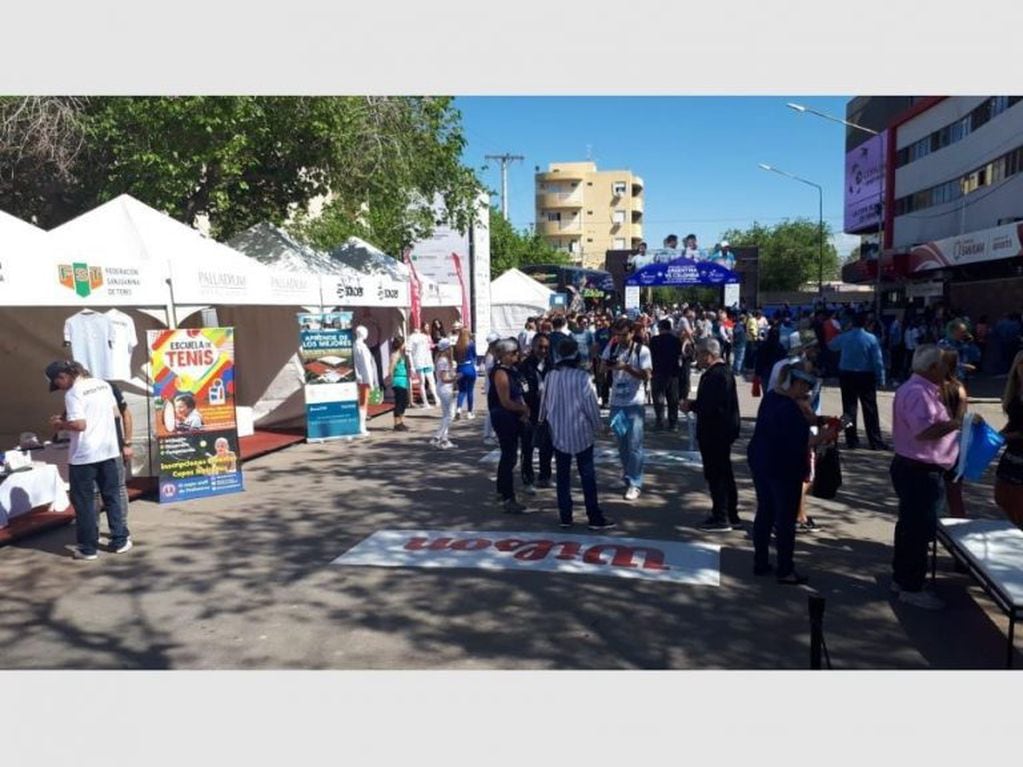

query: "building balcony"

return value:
[632, 176, 644, 193]
[630, 223, 643, 239]
[536, 191, 584, 209]
[536, 169, 586, 183]
[539, 219, 583, 236]
[631, 196, 644, 214]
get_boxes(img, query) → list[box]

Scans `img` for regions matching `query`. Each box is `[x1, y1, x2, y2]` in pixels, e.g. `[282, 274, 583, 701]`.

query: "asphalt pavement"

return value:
[0, 372, 1017, 669]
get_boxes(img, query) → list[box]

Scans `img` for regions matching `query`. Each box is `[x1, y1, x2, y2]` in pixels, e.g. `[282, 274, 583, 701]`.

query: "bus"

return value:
[518, 264, 617, 310]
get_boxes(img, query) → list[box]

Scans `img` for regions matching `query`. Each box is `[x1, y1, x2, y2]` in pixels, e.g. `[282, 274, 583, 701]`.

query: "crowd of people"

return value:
[373, 294, 1023, 597]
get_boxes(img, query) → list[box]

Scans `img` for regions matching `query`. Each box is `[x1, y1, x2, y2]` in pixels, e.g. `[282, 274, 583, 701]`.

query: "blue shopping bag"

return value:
[957, 414, 1006, 482]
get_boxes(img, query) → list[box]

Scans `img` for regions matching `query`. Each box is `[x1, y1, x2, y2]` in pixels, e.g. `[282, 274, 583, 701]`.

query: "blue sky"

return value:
[455, 96, 860, 257]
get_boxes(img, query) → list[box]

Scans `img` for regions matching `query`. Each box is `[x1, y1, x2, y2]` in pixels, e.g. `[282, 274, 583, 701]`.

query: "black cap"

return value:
[45, 360, 73, 391]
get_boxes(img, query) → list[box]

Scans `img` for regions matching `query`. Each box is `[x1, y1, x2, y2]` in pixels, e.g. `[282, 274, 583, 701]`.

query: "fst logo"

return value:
[58, 262, 104, 298]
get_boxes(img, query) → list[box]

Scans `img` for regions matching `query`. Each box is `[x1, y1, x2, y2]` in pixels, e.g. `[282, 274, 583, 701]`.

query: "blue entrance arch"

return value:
[626, 256, 740, 287]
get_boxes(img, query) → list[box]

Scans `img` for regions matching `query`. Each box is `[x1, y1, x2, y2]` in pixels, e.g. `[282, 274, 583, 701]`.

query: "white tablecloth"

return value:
[0, 464, 71, 527]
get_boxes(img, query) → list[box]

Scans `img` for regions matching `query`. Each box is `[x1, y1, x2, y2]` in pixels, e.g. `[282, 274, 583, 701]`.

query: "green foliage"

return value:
[719, 218, 840, 292]
[489, 207, 570, 277]
[0, 96, 482, 253]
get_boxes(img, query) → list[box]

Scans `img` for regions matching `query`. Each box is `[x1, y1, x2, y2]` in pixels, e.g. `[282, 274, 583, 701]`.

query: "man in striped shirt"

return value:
[540, 338, 615, 530]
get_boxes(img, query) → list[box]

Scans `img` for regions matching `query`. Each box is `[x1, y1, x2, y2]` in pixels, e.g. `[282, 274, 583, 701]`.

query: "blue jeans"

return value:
[69, 458, 129, 555]
[555, 445, 604, 525]
[732, 344, 747, 374]
[610, 404, 645, 489]
[457, 370, 476, 411]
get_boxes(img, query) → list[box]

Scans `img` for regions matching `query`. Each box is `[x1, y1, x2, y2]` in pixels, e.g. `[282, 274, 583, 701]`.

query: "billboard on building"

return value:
[844, 133, 887, 233]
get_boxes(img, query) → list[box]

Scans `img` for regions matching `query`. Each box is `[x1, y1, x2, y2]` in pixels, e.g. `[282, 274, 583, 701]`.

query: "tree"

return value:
[0, 96, 482, 252]
[489, 207, 570, 277]
[719, 218, 840, 292]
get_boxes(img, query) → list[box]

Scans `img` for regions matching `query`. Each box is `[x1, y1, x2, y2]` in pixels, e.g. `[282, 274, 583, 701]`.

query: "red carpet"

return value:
[0, 506, 75, 545]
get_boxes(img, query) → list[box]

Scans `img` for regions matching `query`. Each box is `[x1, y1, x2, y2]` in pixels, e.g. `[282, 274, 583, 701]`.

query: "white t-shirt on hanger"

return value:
[63, 311, 114, 378]
[104, 308, 138, 381]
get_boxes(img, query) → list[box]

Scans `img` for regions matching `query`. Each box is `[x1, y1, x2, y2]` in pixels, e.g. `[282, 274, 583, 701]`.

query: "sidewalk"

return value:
[0, 378, 1015, 669]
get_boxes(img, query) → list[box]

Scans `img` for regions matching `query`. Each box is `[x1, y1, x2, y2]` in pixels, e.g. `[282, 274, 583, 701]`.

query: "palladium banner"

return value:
[148, 327, 244, 503]
[298, 312, 360, 441]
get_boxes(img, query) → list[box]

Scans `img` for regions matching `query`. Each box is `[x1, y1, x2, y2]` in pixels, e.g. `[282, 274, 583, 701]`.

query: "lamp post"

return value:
[787, 102, 884, 319]
[759, 163, 825, 297]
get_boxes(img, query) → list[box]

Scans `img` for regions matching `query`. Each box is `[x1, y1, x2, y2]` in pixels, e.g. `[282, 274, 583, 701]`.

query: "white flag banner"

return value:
[332, 529, 720, 586]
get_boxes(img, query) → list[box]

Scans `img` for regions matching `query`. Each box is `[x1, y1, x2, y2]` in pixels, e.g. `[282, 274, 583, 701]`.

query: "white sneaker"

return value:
[440, 439, 456, 449]
[466, 412, 476, 420]
[899, 589, 944, 610]
[113, 538, 133, 554]
[624, 486, 641, 501]
[65, 544, 98, 561]
[523, 483, 537, 496]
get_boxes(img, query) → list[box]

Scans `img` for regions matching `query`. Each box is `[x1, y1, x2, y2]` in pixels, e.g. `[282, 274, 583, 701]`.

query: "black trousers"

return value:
[838, 371, 883, 447]
[699, 440, 738, 523]
[520, 420, 553, 485]
[679, 359, 692, 401]
[494, 420, 521, 501]
[890, 456, 944, 592]
[651, 374, 680, 428]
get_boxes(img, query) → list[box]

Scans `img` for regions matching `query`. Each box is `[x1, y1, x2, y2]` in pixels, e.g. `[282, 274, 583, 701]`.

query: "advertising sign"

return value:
[626, 256, 740, 287]
[332, 529, 721, 585]
[298, 311, 359, 441]
[625, 285, 640, 310]
[844, 133, 887, 233]
[908, 222, 1023, 273]
[148, 327, 244, 503]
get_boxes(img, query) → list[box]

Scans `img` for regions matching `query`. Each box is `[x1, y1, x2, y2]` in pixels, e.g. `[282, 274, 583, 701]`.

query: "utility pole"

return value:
[485, 153, 524, 219]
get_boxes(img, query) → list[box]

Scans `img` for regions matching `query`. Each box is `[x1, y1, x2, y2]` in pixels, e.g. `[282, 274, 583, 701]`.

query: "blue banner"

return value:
[626, 256, 740, 287]
[298, 312, 360, 441]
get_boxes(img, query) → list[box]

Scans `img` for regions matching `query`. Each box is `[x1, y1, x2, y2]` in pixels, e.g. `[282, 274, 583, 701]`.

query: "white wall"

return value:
[893, 97, 1023, 248]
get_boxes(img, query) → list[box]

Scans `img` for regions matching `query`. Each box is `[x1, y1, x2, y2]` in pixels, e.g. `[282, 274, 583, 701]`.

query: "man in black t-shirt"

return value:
[649, 319, 683, 431]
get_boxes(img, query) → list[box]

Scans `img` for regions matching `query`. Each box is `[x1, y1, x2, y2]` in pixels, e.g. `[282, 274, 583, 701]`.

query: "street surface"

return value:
[0, 374, 1016, 669]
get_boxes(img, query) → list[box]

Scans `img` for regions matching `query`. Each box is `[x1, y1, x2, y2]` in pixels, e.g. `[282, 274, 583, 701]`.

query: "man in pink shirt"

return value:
[889, 344, 963, 610]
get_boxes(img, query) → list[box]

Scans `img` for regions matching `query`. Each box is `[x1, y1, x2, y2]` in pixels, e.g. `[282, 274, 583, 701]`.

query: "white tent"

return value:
[489, 268, 554, 340]
[0, 197, 328, 469]
[229, 224, 403, 385]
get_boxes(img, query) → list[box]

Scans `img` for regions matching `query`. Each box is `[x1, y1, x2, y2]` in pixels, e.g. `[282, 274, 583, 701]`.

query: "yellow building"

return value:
[534, 161, 644, 269]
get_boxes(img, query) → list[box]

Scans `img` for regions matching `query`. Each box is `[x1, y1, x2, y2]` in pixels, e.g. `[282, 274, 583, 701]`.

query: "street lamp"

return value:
[759, 163, 825, 296]
[786, 101, 885, 319]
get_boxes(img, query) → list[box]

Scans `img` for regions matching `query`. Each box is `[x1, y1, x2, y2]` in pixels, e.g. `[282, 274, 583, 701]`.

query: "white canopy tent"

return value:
[489, 268, 554, 340]
[0, 197, 326, 468]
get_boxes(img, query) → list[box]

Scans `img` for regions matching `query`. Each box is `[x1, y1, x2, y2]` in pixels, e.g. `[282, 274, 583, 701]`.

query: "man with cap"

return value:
[46, 360, 130, 560]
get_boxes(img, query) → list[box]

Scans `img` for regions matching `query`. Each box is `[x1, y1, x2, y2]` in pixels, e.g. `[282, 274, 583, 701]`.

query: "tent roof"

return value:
[329, 236, 409, 281]
[490, 267, 554, 307]
[227, 223, 347, 275]
[49, 195, 321, 305]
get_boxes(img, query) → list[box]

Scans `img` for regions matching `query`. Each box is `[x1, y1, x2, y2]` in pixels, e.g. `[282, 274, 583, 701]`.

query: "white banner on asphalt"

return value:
[332, 529, 720, 585]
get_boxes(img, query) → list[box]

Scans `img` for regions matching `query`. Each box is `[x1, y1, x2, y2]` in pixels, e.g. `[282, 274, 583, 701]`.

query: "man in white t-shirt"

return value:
[46, 360, 131, 560]
[601, 317, 653, 500]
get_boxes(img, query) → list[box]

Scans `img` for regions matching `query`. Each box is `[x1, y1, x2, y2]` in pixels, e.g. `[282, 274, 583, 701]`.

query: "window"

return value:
[612, 181, 627, 196]
[587, 238, 593, 242]
[612, 210, 626, 225]
[613, 238, 626, 249]
[569, 241, 579, 253]
[546, 212, 561, 222]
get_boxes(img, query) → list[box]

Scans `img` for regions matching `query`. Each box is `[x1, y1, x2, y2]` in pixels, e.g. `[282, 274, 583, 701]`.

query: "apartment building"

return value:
[534, 161, 643, 269]
[841, 96, 1023, 320]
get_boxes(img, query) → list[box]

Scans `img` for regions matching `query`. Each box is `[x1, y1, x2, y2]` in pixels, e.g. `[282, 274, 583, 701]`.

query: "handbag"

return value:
[751, 375, 762, 398]
[368, 387, 384, 406]
[810, 444, 842, 499]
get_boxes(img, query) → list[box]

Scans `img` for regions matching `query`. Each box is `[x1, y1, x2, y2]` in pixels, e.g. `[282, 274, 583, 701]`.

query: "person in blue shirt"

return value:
[828, 312, 887, 450]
